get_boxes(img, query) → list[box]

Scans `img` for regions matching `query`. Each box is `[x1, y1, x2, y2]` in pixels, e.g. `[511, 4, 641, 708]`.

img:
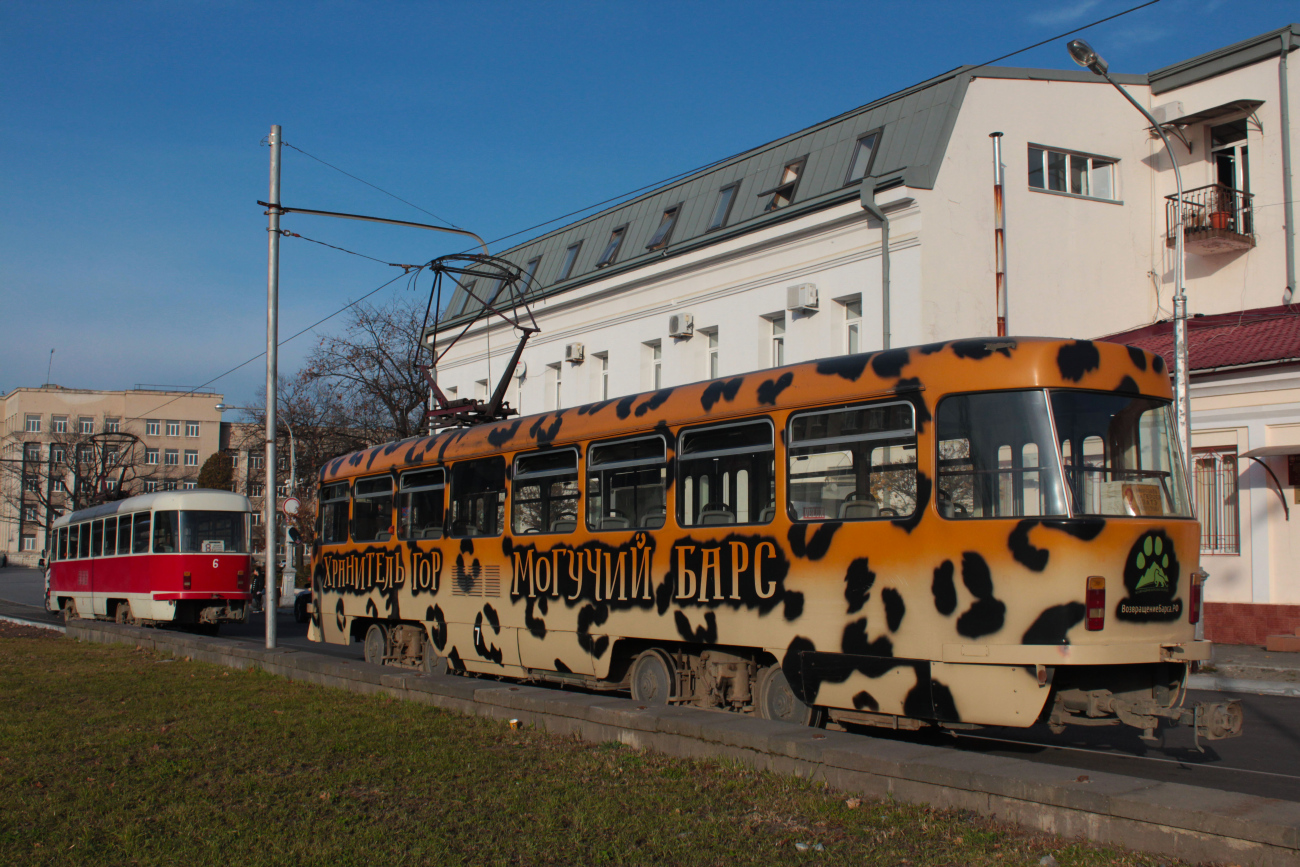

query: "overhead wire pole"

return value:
[264, 125, 282, 649]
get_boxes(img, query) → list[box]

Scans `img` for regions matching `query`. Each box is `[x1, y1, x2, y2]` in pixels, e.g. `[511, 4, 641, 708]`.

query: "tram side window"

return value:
[117, 516, 132, 555]
[789, 401, 917, 521]
[448, 457, 506, 537]
[398, 470, 445, 540]
[587, 435, 667, 530]
[133, 512, 151, 554]
[512, 450, 579, 534]
[320, 482, 350, 545]
[91, 520, 104, 558]
[76, 524, 89, 559]
[352, 476, 394, 542]
[679, 421, 775, 526]
[57, 527, 68, 560]
[104, 517, 117, 556]
[182, 511, 247, 553]
[936, 391, 1068, 519]
[153, 511, 179, 553]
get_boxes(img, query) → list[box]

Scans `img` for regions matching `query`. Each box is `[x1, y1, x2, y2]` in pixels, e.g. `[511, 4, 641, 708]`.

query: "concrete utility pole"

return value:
[264, 124, 282, 649]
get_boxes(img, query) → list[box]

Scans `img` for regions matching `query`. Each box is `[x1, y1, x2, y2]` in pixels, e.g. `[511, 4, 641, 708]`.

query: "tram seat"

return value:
[550, 518, 577, 533]
[698, 505, 735, 525]
[418, 527, 443, 539]
[375, 531, 392, 542]
[599, 515, 631, 530]
[758, 506, 776, 523]
[640, 509, 666, 529]
[838, 499, 879, 520]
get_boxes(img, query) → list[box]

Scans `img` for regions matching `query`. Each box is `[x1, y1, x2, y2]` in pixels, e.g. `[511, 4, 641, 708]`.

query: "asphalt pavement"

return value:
[4, 564, 1298, 801]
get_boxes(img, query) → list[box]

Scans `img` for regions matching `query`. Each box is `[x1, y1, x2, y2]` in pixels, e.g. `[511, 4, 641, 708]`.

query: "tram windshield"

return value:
[1049, 391, 1191, 518]
[179, 511, 249, 553]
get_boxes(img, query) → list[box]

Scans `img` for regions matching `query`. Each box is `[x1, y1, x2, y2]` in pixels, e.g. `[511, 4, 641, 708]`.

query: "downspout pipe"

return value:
[1281, 31, 1296, 305]
[860, 183, 891, 350]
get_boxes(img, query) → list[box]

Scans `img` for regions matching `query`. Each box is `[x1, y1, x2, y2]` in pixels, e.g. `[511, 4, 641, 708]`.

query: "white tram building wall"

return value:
[431, 25, 1300, 644]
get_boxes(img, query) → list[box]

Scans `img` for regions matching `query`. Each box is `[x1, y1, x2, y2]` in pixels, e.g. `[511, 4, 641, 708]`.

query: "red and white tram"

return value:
[45, 489, 255, 631]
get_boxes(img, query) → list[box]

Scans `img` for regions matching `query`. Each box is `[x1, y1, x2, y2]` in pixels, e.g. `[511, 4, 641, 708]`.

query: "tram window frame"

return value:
[153, 511, 179, 553]
[587, 434, 668, 531]
[103, 516, 117, 556]
[320, 482, 351, 545]
[448, 456, 506, 538]
[512, 448, 580, 535]
[116, 515, 132, 555]
[91, 520, 105, 558]
[787, 400, 918, 522]
[57, 527, 68, 560]
[935, 389, 1070, 520]
[678, 420, 775, 527]
[352, 476, 395, 543]
[132, 512, 151, 554]
[398, 469, 445, 540]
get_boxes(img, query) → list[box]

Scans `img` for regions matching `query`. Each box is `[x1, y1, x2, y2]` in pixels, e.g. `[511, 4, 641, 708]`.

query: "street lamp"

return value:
[1068, 38, 1192, 481]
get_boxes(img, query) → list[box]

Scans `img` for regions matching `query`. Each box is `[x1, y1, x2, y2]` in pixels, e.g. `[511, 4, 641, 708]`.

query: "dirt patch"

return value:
[0, 620, 60, 640]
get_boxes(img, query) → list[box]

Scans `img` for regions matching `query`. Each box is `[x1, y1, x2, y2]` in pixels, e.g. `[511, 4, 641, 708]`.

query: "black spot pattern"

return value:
[955, 552, 1006, 638]
[427, 605, 447, 650]
[635, 389, 675, 417]
[930, 680, 959, 722]
[891, 472, 931, 534]
[815, 354, 870, 381]
[931, 560, 957, 615]
[1126, 346, 1148, 371]
[615, 395, 636, 419]
[787, 522, 840, 560]
[840, 618, 895, 657]
[844, 558, 876, 615]
[782, 592, 805, 621]
[852, 691, 879, 711]
[699, 379, 742, 412]
[1115, 375, 1140, 395]
[1153, 354, 1166, 374]
[673, 610, 718, 643]
[1041, 518, 1106, 541]
[553, 659, 573, 673]
[756, 372, 794, 405]
[1008, 520, 1050, 572]
[881, 587, 905, 632]
[871, 349, 911, 379]
[1021, 602, 1086, 645]
[1057, 340, 1100, 382]
[528, 414, 564, 443]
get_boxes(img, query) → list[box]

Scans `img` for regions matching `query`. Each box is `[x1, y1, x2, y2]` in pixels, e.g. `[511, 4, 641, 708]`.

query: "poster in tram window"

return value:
[1101, 481, 1163, 516]
[201, 540, 225, 553]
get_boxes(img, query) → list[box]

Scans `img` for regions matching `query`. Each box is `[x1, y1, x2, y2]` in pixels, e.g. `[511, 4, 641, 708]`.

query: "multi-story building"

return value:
[429, 25, 1299, 643]
[1, 385, 224, 563]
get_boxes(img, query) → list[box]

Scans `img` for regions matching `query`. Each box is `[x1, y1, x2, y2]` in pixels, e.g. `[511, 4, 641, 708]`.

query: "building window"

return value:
[52, 416, 68, 433]
[558, 242, 582, 281]
[164, 449, 179, 466]
[24, 506, 38, 522]
[703, 328, 720, 378]
[249, 482, 264, 498]
[769, 315, 785, 367]
[250, 454, 265, 470]
[105, 478, 118, 491]
[844, 297, 861, 354]
[24, 415, 40, 433]
[147, 420, 160, 437]
[546, 363, 562, 411]
[596, 352, 609, 400]
[145, 448, 159, 465]
[844, 130, 882, 184]
[166, 420, 180, 437]
[23, 475, 39, 493]
[143, 480, 158, 493]
[50, 445, 65, 463]
[77, 445, 92, 464]
[1193, 448, 1239, 555]
[760, 157, 806, 212]
[105, 418, 120, 433]
[229, 452, 239, 469]
[183, 480, 197, 490]
[474, 380, 488, 402]
[1212, 119, 1252, 233]
[276, 482, 288, 497]
[646, 340, 662, 390]
[24, 443, 41, 462]
[163, 480, 178, 491]
[105, 448, 120, 466]
[708, 183, 740, 231]
[78, 417, 93, 434]
[53, 478, 66, 493]
[595, 226, 627, 268]
[186, 422, 200, 437]
[21, 535, 35, 552]
[1028, 146, 1116, 201]
[251, 511, 262, 526]
[645, 206, 681, 251]
[184, 450, 198, 467]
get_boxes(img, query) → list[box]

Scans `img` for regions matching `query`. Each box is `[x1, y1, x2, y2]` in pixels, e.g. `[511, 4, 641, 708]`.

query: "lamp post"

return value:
[1068, 39, 1192, 481]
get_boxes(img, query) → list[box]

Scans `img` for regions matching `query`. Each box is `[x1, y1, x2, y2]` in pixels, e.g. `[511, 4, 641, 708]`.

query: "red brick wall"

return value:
[1204, 602, 1300, 646]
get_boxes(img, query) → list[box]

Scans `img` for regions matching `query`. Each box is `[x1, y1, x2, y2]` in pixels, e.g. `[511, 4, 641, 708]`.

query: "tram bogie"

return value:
[308, 338, 1244, 741]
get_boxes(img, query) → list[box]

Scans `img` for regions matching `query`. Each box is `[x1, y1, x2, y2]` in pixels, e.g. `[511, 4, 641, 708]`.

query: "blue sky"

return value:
[2, 0, 1293, 408]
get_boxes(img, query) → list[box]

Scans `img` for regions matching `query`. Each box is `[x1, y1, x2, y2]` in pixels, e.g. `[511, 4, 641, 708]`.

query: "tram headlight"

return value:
[1085, 576, 1105, 631]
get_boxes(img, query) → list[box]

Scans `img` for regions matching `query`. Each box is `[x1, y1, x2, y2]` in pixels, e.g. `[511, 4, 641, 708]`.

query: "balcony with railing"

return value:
[1166, 183, 1255, 255]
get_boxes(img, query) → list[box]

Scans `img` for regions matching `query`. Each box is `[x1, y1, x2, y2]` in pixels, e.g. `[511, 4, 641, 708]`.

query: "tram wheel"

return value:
[629, 649, 676, 705]
[364, 623, 388, 666]
[115, 602, 134, 626]
[62, 600, 77, 624]
[756, 665, 821, 727]
[421, 639, 449, 676]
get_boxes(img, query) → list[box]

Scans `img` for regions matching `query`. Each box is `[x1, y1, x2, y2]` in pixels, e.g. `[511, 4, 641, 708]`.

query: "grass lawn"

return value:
[0, 622, 1197, 867]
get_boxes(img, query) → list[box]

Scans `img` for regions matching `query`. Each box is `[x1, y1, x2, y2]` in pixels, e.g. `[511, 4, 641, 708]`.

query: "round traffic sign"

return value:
[282, 496, 301, 516]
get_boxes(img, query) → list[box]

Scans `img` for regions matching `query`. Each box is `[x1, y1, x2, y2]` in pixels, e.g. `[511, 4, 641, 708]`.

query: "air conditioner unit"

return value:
[564, 342, 585, 363]
[787, 283, 819, 312]
[1151, 101, 1185, 125]
[668, 313, 694, 338]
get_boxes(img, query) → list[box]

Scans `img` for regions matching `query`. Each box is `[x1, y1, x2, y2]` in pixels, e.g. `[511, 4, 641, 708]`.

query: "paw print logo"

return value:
[1133, 535, 1170, 593]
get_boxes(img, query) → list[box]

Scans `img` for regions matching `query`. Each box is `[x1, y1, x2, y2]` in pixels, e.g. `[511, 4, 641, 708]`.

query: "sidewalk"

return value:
[1188, 642, 1300, 697]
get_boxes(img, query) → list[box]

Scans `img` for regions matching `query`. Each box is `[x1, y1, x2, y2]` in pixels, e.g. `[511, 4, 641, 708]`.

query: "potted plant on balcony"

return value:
[1210, 188, 1234, 230]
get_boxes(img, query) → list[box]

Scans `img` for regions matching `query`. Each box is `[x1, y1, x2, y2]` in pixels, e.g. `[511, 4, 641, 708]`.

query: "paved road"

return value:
[3, 565, 1296, 800]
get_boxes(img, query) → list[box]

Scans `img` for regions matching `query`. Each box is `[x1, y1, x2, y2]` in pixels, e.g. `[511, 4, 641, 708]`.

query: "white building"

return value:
[429, 25, 1299, 644]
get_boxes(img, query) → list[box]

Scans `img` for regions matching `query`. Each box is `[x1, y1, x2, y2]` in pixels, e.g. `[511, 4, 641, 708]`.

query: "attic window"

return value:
[646, 206, 681, 250]
[844, 131, 881, 184]
[449, 279, 476, 316]
[595, 226, 627, 268]
[708, 183, 739, 230]
[558, 242, 582, 280]
[521, 256, 542, 291]
[759, 158, 806, 212]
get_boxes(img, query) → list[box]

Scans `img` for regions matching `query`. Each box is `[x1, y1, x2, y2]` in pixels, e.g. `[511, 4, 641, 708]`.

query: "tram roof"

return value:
[52, 489, 253, 528]
[324, 337, 1171, 483]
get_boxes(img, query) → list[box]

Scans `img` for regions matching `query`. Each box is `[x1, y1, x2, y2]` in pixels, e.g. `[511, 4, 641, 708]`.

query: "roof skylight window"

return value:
[521, 256, 542, 292]
[708, 183, 739, 231]
[759, 157, 806, 212]
[595, 225, 627, 268]
[645, 206, 681, 251]
[844, 131, 881, 184]
[558, 242, 582, 281]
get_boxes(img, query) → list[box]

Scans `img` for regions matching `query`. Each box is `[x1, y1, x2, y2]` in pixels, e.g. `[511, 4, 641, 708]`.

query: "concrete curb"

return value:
[1189, 674, 1300, 698]
[68, 621, 1299, 867]
[0, 614, 65, 633]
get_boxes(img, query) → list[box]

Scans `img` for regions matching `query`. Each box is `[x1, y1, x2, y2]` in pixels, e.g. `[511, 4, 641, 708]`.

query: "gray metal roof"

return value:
[1148, 23, 1299, 95]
